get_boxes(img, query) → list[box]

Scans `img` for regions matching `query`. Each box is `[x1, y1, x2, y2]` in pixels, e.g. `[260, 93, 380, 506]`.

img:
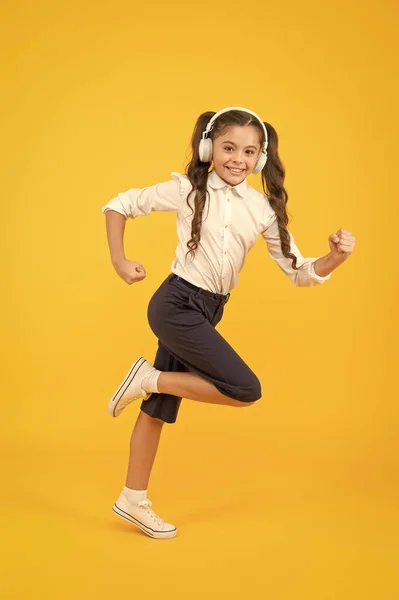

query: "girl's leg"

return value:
[126, 373, 253, 492]
[156, 371, 257, 408]
[126, 410, 165, 489]
[117, 410, 177, 539]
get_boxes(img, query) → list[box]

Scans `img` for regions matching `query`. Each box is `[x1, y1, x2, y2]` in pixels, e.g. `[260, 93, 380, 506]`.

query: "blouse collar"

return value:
[207, 168, 249, 198]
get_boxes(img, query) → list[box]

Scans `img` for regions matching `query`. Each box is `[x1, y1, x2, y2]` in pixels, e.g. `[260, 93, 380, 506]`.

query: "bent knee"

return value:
[232, 377, 262, 406]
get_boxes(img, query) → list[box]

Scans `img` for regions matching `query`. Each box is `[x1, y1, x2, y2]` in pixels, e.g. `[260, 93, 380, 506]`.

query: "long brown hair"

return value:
[183, 109, 299, 270]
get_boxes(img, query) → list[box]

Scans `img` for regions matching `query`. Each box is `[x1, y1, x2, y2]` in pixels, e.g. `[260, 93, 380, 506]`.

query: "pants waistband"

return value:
[171, 274, 231, 303]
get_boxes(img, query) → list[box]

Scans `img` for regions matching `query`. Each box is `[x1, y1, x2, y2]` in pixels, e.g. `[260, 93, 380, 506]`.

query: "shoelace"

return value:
[137, 499, 165, 527]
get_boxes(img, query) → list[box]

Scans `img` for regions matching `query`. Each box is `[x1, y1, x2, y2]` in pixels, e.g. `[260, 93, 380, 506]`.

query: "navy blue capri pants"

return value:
[140, 274, 262, 424]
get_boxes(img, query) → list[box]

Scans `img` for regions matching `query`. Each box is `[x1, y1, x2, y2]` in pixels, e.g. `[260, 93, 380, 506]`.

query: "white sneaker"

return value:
[107, 357, 155, 417]
[112, 492, 177, 539]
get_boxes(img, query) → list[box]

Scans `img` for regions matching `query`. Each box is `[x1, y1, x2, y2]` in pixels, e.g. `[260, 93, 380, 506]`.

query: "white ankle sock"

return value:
[141, 368, 161, 394]
[123, 486, 147, 504]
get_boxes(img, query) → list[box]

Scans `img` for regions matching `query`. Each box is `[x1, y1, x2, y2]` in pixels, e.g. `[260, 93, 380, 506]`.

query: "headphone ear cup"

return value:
[199, 138, 213, 162]
[252, 151, 267, 175]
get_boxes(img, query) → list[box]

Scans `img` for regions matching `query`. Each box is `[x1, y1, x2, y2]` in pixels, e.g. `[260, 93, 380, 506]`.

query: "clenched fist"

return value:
[328, 229, 356, 259]
[113, 259, 147, 285]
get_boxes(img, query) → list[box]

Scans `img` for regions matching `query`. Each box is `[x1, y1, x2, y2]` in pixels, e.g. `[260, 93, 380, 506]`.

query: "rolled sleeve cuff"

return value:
[101, 197, 129, 218]
[310, 260, 332, 282]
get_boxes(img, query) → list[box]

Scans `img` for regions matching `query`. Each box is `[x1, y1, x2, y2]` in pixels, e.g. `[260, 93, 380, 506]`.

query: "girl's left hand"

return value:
[328, 228, 356, 259]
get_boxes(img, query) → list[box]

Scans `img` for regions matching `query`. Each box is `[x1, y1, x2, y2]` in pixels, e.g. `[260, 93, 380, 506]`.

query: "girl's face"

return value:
[212, 125, 262, 186]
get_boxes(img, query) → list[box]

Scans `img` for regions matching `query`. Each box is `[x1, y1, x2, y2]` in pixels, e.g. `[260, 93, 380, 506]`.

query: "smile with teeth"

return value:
[227, 167, 245, 174]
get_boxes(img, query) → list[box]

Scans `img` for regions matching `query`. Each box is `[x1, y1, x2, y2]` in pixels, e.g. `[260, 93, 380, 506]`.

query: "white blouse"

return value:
[101, 168, 332, 294]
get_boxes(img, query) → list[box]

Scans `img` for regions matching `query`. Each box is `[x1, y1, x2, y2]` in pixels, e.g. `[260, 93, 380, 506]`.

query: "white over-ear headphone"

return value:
[198, 106, 268, 175]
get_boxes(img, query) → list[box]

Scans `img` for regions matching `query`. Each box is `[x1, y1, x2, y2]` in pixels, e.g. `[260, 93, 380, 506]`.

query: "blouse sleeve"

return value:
[261, 212, 332, 287]
[101, 172, 187, 218]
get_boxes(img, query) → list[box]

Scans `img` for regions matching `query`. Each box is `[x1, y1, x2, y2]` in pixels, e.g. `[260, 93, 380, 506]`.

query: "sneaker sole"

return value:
[112, 503, 177, 539]
[107, 357, 148, 417]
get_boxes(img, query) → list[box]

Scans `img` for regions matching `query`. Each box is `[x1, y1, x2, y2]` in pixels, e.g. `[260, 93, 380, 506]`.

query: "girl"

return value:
[101, 106, 355, 540]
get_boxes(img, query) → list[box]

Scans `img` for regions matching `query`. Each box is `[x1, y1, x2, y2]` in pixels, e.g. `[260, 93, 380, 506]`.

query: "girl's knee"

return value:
[140, 410, 165, 425]
[232, 376, 262, 406]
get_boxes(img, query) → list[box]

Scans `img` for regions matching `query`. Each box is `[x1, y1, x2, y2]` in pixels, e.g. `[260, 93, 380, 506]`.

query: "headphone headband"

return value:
[202, 106, 268, 150]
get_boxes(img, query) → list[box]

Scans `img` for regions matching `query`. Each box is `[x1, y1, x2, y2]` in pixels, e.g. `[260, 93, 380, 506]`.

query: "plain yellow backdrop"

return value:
[2, 0, 398, 598]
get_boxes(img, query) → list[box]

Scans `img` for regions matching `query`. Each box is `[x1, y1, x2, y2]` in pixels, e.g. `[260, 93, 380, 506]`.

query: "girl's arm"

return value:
[104, 210, 146, 284]
[261, 213, 332, 287]
[105, 210, 127, 267]
[101, 172, 189, 284]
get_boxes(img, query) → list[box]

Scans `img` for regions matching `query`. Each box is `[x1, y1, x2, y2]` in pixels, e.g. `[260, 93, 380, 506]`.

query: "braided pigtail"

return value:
[260, 121, 299, 270]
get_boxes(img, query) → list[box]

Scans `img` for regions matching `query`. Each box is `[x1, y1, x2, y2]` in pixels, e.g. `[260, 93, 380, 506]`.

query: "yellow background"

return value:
[2, 0, 398, 598]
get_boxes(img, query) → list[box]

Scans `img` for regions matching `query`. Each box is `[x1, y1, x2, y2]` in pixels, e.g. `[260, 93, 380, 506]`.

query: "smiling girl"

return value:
[101, 106, 355, 539]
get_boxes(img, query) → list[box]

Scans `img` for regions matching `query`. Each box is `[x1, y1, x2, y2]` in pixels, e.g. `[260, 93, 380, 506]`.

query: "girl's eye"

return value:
[224, 147, 254, 154]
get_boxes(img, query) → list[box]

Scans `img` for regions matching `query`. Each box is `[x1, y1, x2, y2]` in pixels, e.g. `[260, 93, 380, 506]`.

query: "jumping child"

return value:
[101, 106, 355, 539]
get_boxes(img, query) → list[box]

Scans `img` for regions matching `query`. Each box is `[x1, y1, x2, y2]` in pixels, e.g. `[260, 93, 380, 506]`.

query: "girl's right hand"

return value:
[113, 259, 146, 284]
